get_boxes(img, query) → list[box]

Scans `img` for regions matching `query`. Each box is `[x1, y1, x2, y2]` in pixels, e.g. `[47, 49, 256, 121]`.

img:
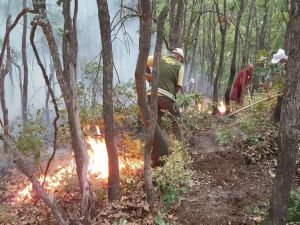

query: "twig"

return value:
[0, 134, 69, 225]
[30, 22, 60, 189]
[122, 5, 139, 14]
[0, 8, 36, 71]
[224, 93, 283, 118]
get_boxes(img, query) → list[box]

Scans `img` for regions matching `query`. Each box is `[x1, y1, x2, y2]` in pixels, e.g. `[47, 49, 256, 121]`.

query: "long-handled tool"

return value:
[224, 93, 283, 118]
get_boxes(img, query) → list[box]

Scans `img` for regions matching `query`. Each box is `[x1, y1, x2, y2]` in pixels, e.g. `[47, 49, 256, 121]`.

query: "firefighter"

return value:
[146, 48, 184, 141]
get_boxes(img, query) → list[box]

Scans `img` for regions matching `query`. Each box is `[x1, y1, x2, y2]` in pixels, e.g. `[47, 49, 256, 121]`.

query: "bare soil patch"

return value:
[171, 132, 274, 225]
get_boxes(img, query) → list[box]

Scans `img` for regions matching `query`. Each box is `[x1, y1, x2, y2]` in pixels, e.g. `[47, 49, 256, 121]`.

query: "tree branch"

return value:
[0, 133, 70, 225]
[0, 8, 36, 71]
[30, 23, 60, 189]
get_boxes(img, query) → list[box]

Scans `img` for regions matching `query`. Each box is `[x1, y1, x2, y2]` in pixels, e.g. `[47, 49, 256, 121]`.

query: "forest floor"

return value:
[0, 112, 300, 224]
[171, 130, 300, 225]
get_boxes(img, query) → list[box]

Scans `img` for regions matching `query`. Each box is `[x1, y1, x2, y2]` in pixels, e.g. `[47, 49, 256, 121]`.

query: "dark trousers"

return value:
[148, 96, 182, 166]
[156, 96, 182, 140]
[273, 95, 283, 123]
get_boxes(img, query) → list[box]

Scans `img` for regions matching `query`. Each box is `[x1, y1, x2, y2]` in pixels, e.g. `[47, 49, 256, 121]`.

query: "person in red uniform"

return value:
[230, 64, 254, 104]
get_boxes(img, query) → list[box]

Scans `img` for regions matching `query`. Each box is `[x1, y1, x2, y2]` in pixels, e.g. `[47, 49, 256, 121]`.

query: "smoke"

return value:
[0, 0, 141, 122]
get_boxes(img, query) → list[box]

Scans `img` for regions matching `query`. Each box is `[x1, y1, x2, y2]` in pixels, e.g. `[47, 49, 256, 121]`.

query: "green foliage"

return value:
[56, 0, 63, 6]
[57, 27, 64, 38]
[16, 118, 46, 165]
[215, 128, 233, 145]
[182, 109, 213, 133]
[256, 50, 269, 63]
[256, 188, 300, 224]
[176, 92, 202, 109]
[118, 218, 129, 225]
[114, 79, 137, 110]
[287, 188, 300, 223]
[83, 61, 103, 76]
[79, 61, 103, 105]
[160, 184, 179, 205]
[80, 103, 103, 129]
[245, 134, 262, 144]
[153, 141, 193, 210]
[154, 213, 166, 225]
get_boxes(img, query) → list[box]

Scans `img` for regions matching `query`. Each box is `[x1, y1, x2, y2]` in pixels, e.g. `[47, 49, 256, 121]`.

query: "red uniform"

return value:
[230, 69, 252, 103]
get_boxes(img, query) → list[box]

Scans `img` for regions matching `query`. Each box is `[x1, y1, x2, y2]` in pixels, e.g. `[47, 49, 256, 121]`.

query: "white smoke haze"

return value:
[0, 0, 140, 122]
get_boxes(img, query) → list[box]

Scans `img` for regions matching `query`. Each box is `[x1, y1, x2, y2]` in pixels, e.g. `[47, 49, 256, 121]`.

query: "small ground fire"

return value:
[16, 129, 143, 202]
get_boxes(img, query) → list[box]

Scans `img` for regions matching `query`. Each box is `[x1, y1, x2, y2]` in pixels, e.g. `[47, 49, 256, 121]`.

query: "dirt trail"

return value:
[172, 132, 273, 225]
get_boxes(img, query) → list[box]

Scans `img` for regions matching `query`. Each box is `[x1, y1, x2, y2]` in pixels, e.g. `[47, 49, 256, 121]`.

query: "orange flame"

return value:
[16, 126, 142, 202]
[86, 136, 109, 178]
[218, 101, 226, 114]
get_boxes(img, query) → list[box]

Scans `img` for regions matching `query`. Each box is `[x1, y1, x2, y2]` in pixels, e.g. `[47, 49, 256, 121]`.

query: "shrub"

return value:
[215, 129, 233, 145]
[153, 140, 193, 209]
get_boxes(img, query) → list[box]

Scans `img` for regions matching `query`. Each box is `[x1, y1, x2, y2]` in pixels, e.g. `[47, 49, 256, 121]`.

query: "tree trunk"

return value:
[169, 0, 184, 49]
[253, 0, 269, 94]
[224, 0, 244, 113]
[22, 0, 29, 127]
[187, 15, 201, 88]
[268, 1, 300, 224]
[12, 61, 22, 101]
[62, 0, 90, 219]
[0, 15, 11, 153]
[241, 0, 254, 66]
[212, 0, 227, 115]
[145, 4, 169, 206]
[96, 0, 120, 201]
[32, 0, 90, 220]
[207, 13, 216, 94]
[135, 0, 169, 168]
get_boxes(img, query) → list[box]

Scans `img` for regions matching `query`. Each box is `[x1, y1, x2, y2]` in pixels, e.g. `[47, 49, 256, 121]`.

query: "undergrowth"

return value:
[153, 140, 193, 211]
[214, 91, 279, 161]
[249, 187, 300, 224]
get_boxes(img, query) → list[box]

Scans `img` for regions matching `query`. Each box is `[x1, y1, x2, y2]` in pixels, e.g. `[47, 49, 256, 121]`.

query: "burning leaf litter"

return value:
[6, 132, 143, 203]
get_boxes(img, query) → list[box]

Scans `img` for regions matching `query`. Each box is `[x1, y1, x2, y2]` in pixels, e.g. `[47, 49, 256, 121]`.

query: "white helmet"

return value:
[172, 48, 184, 59]
[270, 49, 288, 64]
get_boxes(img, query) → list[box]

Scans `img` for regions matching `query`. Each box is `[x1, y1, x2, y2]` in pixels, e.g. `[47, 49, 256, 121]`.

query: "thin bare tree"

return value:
[169, 0, 184, 49]
[224, 0, 245, 113]
[212, 0, 227, 115]
[96, 0, 121, 201]
[0, 15, 11, 153]
[134, 0, 169, 203]
[31, 0, 91, 219]
[268, 1, 300, 224]
[22, 0, 29, 127]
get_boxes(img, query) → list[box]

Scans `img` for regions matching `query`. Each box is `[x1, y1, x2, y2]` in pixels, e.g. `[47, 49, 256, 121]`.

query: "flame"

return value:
[17, 183, 33, 201]
[86, 136, 109, 178]
[16, 165, 75, 202]
[196, 103, 202, 111]
[15, 126, 142, 202]
[218, 101, 226, 114]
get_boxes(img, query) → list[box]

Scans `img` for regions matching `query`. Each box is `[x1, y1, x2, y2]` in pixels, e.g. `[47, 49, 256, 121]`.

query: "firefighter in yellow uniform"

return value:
[146, 48, 184, 140]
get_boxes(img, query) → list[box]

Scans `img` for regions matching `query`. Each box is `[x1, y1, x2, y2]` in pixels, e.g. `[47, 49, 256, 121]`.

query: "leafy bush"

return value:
[254, 188, 300, 225]
[16, 119, 47, 164]
[113, 79, 137, 110]
[153, 140, 193, 209]
[287, 188, 300, 223]
[176, 92, 202, 110]
[215, 129, 233, 145]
